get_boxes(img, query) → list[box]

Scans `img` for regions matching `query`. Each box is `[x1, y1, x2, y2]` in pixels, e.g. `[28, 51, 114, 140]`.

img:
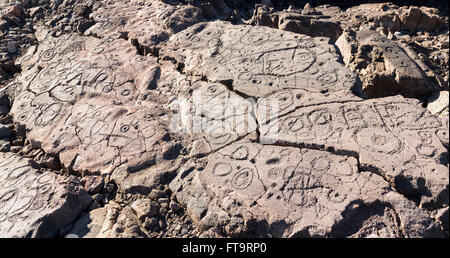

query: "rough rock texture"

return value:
[85, 0, 204, 54]
[164, 21, 363, 99]
[0, 152, 92, 237]
[0, 0, 448, 238]
[249, 2, 449, 97]
[260, 96, 449, 209]
[0, 0, 37, 84]
[336, 30, 445, 98]
[68, 203, 146, 238]
[250, 4, 343, 43]
[8, 32, 184, 194]
[427, 91, 449, 118]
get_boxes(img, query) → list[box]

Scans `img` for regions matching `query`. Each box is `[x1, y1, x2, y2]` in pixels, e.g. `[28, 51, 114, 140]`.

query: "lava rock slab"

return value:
[0, 152, 92, 237]
[164, 21, 363, 100]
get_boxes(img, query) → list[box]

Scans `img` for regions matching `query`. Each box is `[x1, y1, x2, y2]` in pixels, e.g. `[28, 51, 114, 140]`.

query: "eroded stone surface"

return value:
[68, 202, 146, 238]
[164, 21, 363, 99]
[1, 1, 448, 238]
[336, 30, 444, 98]
[168, 80, 258, 157]
[85, 0, 203, 53]
[260, 96, 448, 209]
[0, 152, 92, 237]
[250, 4, 343, 43]
[8, 32, 184, 194]
[170, 139, 444, 237]
[427, 91, 449, 118]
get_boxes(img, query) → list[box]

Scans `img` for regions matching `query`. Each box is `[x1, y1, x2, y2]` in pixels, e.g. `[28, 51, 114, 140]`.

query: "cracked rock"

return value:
[0, 152, 92, 237]
[8, 32, 184, 194]
[164, 21, 363, 100]
[170, 139, 444, 237]
[336, 30, 445, 98]
[260, 96, 449, 210]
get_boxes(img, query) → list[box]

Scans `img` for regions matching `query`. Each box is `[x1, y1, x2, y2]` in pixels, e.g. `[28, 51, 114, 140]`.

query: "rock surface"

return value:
[170, 139, 444, 237]
[0, 152, 91, 237]
[164, 21, 363, 99]
[0, 0, 448, 238]
[259, 96, 448, 210]
[9, 33, 183, 194]
[336, 29, 445, 98]
[427, 91, 449, 118]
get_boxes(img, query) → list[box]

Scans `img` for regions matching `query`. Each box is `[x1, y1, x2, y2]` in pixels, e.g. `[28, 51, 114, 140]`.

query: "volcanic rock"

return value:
[259, 96, 448, 210]
[0, 152, 92, 237]
[336, 30, 445, 98]
[68, 203, 146, 238]
[170, 139, 444, 237]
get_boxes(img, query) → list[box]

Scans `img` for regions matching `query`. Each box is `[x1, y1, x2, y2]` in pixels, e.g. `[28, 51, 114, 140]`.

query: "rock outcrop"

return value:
[336, 30, 445, 98]
[0, 152, 91, 237]
[0, 0, 448, 238]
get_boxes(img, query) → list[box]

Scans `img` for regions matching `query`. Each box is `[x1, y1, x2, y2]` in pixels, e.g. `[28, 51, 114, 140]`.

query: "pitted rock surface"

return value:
[169, 139, 444, 237]
[260, 96, 449, 209]
[0, 152, 91, 237]
[336, 30, 445, 98]
[68, 202, 146, 238]
[8, 33, 183, 193]
[169, 80, 258, 157]
[85, 0, 204, 53]
[164, 21, 363, 99]
[0, 1, 448, 238]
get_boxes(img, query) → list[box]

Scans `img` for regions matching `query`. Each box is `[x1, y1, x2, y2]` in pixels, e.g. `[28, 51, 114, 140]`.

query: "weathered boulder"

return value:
[336, 30, 444, 98]
[427, 91, 449, 118]
[68, 203, 146, 238]
[250, 5, 343, 43]
[340, 3, 445, 34]
[8, 32, 185, 194]
[85, 0, 204, 53]
[276, 12, 342, 43]
[0, 152, 92, 237]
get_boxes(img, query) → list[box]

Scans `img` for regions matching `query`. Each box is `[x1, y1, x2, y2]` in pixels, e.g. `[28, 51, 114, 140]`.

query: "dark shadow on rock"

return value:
[329, 200, 403, 238]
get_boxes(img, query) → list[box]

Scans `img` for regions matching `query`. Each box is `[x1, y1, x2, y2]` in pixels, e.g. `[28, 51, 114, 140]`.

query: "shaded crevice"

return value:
[253, 138, 432, 211]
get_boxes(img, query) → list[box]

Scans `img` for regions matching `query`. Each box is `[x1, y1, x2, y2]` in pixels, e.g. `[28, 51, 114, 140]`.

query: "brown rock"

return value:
[9, 33, 183, 194]
[80, 176, 105, 195]
[0, 152, 92, 237]
[336, 30, 444, 98]
[170, 140, 444, 237]
[259, 96, 448, 210]
[68, 203, 146, 238]
[8, 5, 23, 17]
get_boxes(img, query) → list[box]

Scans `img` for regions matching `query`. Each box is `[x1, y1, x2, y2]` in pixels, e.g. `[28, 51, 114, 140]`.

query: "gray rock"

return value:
[7, 42, 16, 54]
